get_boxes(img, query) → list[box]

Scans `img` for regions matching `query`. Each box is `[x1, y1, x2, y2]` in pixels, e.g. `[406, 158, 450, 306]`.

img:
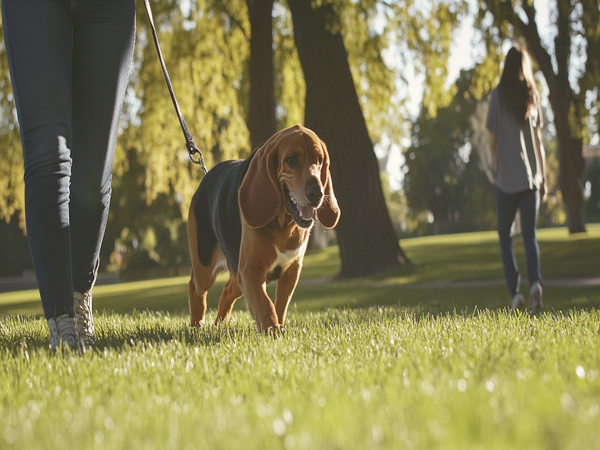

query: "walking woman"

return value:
[2, 0, 136, 350]
[486, 44, 547, 315]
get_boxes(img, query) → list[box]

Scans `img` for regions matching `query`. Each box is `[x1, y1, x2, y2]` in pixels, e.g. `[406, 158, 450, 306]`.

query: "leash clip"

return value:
[186, 141, 208, 175]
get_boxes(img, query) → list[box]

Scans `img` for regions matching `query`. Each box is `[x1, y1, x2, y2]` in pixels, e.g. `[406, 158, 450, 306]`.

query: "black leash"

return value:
[142, 0, 208, 175]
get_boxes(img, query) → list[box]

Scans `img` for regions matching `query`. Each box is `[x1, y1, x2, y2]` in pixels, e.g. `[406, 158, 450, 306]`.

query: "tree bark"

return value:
[246, 0, 277, 150]
[287, 0, 409, 278]
[550, 89, 586, 233]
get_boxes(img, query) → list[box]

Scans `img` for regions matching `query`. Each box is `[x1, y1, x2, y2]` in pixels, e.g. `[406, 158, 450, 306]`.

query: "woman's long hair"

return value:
[498, 44, 539, 124]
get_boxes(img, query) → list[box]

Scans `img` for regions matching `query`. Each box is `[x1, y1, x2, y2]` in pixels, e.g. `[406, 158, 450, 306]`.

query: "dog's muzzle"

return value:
[284, 184, 316, 228]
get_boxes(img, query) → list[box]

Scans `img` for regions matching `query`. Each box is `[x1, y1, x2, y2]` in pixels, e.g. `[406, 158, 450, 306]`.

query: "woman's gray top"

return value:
[486, 87, 543, 194]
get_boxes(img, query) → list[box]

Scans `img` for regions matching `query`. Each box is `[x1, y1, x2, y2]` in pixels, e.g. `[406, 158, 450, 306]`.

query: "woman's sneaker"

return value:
[511, 293, 525, 312]
[530, 281, 543, 316]
[47, 314, 79, 352]
[74, 290, 95, 345]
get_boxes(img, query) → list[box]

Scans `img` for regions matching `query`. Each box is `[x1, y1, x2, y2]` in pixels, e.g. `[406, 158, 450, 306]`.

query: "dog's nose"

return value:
[306, 182, 323, 205]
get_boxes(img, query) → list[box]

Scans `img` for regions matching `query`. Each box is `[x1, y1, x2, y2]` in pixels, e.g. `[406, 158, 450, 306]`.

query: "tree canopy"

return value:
[1, 0, 598, 276]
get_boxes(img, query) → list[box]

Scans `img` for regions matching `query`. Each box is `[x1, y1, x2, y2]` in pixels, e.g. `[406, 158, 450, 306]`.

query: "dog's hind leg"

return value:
[215, 271, 243, 325]
[188, 207, 221, 326]
[189, 246, 227, 326]
[189, 271, 210, 327]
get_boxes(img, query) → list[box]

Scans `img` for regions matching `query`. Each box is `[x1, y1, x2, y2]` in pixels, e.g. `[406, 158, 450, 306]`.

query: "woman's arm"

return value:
[533, 126, 547, 201]
[489, 132, 496, 173]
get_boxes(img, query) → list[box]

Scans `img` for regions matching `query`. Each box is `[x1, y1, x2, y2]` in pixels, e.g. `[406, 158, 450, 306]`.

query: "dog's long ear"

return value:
[316, 140, 340, 229]
[239, 136, 282, 229]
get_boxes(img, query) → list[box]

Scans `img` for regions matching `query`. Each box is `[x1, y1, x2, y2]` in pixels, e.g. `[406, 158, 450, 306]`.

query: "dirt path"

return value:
[370, 278, 600, 289]
[2, 275, 599, 294]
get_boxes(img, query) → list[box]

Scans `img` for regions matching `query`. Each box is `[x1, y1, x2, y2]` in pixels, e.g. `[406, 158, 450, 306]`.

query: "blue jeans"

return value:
[2, 0, 135, 318]
[496, 187, 542, 297]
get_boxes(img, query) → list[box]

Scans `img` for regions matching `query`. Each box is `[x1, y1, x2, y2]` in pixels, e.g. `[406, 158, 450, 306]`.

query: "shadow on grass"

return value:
[0, 311, 257, 355]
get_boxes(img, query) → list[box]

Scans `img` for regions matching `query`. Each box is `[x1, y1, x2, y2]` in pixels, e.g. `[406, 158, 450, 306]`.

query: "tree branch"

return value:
[501, 0, 556, 93]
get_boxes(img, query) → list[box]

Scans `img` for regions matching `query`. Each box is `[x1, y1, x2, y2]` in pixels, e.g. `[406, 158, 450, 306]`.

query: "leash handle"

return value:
[143, 0, 208, 175]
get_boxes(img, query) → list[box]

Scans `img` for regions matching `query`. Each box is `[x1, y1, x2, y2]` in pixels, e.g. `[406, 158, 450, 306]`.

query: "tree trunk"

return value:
[515, 1, 587, 234]
[246, 0, 277, 150]
[534, 61, 586, 234]
[553, 107, 586, 233]
[287, 0, 409, 278]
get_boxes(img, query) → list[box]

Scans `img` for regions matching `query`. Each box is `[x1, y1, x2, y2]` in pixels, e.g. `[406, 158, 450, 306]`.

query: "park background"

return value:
[2, 2, 600, 449]
[0, 0, 599, 281]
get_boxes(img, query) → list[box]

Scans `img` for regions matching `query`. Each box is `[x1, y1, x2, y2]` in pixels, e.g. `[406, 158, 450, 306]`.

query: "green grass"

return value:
[1, 224, 600, 449]
[2, 224, 599, 316]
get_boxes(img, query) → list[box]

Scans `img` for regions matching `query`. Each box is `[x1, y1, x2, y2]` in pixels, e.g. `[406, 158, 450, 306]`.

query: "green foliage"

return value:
[103, 148, 190, 279]
[568, 0, 600, 144]
[6, 0, 593, 273]
[273, 1, 305, 129]
[340, 1, 402, 145]
[102, 0, 253, 272]
[383, 0, 468, 118]
[380, 172, 409, 237]
[404, 69, 496, 235]
[0, 0, 471, 233]
[469, 44, 503, 102]
[297, 0, 466, 146]
[0, 18, 25, 227]
[125, 0, 251, 219]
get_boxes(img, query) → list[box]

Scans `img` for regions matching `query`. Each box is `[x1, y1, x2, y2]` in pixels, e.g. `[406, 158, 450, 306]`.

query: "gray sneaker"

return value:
[530, 281, 543, 316]
[47, 314, 79, 352]
[74, 290, 95, 345]
[511, 293, 525, 311]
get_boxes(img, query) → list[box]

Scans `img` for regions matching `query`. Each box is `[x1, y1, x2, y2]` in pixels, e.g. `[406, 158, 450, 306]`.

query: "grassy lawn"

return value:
[2, 223, 599, 317]
[1, 224, 599, 449]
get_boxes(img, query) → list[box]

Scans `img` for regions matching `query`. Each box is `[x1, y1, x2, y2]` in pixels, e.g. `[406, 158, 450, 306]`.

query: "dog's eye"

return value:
[318, 156, 324, 165]
[286, 156, 299, 169]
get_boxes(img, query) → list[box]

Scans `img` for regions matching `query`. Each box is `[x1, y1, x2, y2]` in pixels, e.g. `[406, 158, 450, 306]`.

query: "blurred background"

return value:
[0, 0, 598, 281]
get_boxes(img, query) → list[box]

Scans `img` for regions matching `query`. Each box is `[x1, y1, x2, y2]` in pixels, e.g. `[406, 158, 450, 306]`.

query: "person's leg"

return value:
[518, 189, 542, 286]
[2, 0, 75, 319]
[519, 189, 543, 314]
[68, 0, 135, 343]
[496, 187, 521, 298]
[69, 0, 136, 294]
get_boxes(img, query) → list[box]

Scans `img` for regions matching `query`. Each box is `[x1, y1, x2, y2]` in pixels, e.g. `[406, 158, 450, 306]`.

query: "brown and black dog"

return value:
[187, 125, 340, 332]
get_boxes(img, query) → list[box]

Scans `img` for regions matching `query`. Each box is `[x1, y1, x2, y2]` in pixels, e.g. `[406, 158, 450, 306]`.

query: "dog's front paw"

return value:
[261, 323, 284, 337]
[190, 318, 205, 328]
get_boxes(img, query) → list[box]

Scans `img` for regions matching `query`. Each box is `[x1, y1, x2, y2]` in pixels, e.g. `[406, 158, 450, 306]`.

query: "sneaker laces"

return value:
[47, 314, 78, 351]
[74, 290, 95, 343]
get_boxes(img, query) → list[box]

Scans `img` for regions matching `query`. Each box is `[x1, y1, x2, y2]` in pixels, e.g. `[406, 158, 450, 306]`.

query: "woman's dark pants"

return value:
[496, 187, 542, 298]
[2, 0, 135, 318]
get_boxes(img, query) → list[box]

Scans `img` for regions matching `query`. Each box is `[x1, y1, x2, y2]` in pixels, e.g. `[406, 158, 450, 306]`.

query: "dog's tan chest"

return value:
[267, 243, 307, 281]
